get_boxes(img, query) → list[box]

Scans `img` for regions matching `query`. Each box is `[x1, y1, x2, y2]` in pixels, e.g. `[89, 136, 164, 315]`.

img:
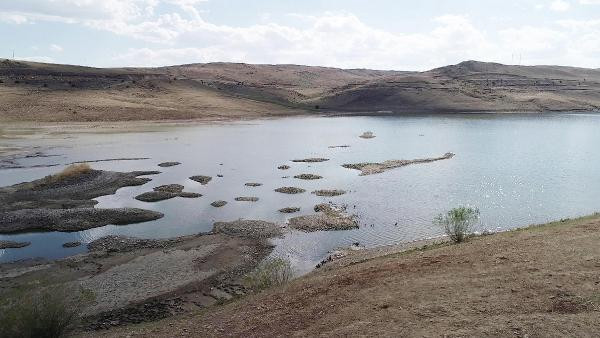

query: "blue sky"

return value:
[1, 0, 599, 70]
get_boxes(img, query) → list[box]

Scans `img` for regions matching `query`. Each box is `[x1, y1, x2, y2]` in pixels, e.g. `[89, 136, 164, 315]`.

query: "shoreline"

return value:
[84, 212, 600, 337]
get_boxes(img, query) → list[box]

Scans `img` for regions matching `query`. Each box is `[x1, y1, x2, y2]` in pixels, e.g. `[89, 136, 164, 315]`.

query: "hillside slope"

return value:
[90, 214, 600, 337]
[1, 59, 599, 122]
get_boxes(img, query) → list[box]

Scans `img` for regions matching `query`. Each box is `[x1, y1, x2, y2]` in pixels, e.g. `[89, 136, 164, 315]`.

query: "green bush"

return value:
[244, 257, 294, 292]
[0, 287, 89, 338]
[434, 206, 480, 243]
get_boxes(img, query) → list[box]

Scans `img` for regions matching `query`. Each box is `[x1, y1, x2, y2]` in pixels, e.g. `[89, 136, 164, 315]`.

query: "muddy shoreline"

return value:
[0, 225, 277, 331]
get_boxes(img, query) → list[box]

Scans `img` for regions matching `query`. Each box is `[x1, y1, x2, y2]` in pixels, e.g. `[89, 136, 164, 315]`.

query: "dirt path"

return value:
[91, 214, 600, 337]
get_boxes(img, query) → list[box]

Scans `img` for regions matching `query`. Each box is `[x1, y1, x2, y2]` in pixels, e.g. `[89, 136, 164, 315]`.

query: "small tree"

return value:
[434, 207, 480, 243]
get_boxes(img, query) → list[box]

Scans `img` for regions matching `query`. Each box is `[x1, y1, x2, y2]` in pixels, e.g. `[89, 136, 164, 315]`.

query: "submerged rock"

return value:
[62, 241, 81, 248]
[294, 174, 323, 180]
[211, 200, 227, 208]
[189, 175, 212, 185]
[157, 162, 181, 167]
[213, 219, 282, 239]
[279, 207, 300, 213]
[275, 187, 306, 194]
[234, 197, 259, 202]
[291, 158, 329, 163]
[0, 240, 31, 249]
[312, 189, 346, 197]
[342, 152, 455, 176]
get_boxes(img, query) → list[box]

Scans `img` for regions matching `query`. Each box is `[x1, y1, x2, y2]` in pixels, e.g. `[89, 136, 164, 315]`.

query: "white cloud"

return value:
[0, 13, 28, 24]
[550, 0, 571, 11]
[50, 44, 63, 52]
[2, 1, 600, 69]
[579, 0, 600, 4]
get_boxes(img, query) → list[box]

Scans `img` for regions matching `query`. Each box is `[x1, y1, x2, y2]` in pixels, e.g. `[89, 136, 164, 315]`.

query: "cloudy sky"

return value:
[1, 0, 599, 70]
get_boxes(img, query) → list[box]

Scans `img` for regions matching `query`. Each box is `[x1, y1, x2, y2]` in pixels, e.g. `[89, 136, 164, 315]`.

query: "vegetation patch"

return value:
[433, 206, 480, 243]
[244, 257, 293, 292]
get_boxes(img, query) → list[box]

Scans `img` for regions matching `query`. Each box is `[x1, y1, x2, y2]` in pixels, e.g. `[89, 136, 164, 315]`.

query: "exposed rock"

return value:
[288, 204, 358, 232]
[277, 165, 290, 170]
[217, 174, 224, 178]
[189, 175, 212, 185]
[234, 197, 259, 202]
[275, 187, 306, 194]
[359, 131, 376, 139]
[328, 145, 351, 148]
[342, 152, 455, 176]
[135, 184, 200, 202]
[135, 191, 176, 202]
[291, 158, 329, 163]
[0, 208, 164, 233]
[244, 183, 263, 187]
[0, 240, 31, 249]
[213, 220, 282, 238]
[154, 184, 184, 193]
[62, 241, 81, 248]
[294, 174, 323, 180]
[0, 169, 159, 213]
[178, 192, 201, 198]
[157, 162, 181, 167]
[0, 169, 163, 234]
[279, 207, 300, 213]
[87, 235, 175, 253]
[312, 189, 346, 197]
[211, 200, 227, 208]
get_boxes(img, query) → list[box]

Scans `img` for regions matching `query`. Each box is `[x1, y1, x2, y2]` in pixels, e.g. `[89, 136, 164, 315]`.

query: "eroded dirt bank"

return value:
[91, 214, 600, 337]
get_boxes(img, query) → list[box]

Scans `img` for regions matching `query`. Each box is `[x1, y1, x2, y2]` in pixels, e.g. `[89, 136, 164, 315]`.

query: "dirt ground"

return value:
[90, 214, 600, 337]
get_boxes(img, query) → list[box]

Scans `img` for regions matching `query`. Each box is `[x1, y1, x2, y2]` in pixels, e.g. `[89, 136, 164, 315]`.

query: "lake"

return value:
[2, 113, 600, 271]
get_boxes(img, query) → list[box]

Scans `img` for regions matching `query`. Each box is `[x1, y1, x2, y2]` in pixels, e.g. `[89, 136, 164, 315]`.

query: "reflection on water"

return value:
[2, 113, 600, 270]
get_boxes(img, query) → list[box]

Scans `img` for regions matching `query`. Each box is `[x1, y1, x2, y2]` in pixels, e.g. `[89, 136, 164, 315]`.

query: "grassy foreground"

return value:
[87, 214, 600, 337]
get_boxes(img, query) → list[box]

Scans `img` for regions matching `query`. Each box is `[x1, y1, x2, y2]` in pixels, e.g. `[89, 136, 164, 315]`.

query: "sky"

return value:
[1, 0, 599, 70]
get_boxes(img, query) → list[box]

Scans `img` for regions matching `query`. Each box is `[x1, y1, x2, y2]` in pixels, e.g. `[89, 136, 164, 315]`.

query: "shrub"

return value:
[0, 287, 90, 338]
[51, 163, 92, 181]
[434, 206, 480, 243]
[244, 257, 293, 292]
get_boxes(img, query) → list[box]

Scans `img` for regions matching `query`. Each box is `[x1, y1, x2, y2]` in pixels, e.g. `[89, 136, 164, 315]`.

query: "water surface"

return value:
[2, 113, 600, 271]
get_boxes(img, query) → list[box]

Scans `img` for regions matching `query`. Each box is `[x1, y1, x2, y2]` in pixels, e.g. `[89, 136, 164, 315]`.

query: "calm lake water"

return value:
[2, 113, 600, 271]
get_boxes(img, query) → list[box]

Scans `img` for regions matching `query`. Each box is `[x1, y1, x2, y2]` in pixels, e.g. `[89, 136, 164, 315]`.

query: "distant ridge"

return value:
[1, 59, 599, 122]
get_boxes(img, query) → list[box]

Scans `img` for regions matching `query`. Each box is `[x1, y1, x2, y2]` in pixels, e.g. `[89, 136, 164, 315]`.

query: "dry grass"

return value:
[41, 164, 92, 185]
[54, 164, 92, 180]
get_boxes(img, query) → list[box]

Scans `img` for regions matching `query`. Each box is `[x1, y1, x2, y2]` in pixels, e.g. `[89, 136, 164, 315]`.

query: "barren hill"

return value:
[1, 59, 599, 122]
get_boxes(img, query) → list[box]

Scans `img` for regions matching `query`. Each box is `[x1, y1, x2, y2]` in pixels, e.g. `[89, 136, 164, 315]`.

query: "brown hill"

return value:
[1, 59, 599, 122]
